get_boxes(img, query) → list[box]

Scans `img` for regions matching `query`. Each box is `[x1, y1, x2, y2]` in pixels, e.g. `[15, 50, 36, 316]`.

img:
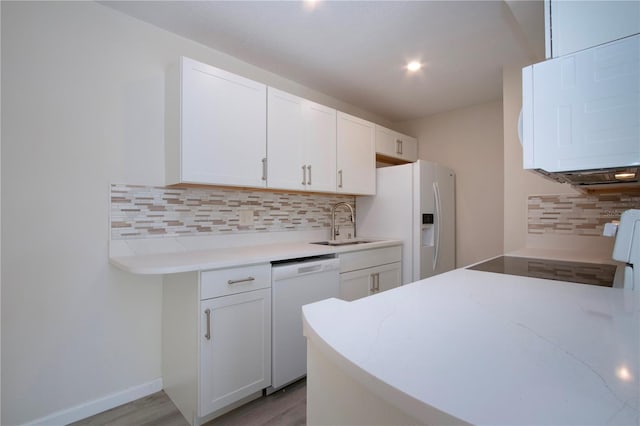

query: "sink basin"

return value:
[311, 239, 373, 246]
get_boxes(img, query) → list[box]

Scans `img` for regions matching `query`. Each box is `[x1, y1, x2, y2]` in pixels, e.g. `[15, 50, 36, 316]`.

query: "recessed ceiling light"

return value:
[407, 61, 422, 72]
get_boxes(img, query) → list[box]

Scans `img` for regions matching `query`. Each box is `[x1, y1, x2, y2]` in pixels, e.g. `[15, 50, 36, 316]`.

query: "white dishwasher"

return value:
[269, 255, 340, 393]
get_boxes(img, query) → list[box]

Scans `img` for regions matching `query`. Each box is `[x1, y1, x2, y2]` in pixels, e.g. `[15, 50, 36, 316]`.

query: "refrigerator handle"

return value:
[433, 182, 441, 272]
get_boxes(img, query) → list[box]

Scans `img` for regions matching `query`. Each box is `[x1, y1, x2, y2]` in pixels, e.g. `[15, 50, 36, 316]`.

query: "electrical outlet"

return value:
[239, 209, 254, 226]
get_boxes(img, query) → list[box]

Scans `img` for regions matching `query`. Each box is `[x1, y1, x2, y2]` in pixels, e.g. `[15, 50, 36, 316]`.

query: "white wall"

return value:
[397, 101, 504, 268]
[0, 2, 390, 424]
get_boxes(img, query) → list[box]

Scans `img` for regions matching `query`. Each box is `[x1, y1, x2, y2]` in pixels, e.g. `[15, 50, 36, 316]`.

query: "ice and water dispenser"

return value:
[422, 213, 435, 247]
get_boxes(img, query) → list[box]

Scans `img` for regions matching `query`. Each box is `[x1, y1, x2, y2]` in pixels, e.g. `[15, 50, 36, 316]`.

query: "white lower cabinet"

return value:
[199, 288, 271, 416]
[340, 262, 401, 301]
[162, 263, 271, 425]
[338, 245, 402, 301]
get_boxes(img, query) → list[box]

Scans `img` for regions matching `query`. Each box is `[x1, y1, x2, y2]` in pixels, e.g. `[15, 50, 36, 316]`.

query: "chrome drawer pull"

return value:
[227, 276, 255, 285]
[302, 165, 307, 185]
[204, 308, 211, 340]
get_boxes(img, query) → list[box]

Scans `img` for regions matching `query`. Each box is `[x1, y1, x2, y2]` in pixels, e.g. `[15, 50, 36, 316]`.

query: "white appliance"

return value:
[521, 33, 640, 189]
[612, 209, 640, 290]
[356, 160, 455, 284]
[269, 256, 340, 392]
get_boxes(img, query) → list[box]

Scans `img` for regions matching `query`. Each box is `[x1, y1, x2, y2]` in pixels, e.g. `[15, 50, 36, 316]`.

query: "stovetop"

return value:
[467, 256, 616, 287]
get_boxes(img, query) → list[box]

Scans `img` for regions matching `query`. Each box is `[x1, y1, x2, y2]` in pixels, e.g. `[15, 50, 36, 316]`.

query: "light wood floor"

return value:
[70, 379, 306, 426]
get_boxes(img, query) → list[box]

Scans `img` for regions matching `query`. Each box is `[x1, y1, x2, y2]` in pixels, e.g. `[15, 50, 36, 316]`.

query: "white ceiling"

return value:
[102, 0, 544, 122]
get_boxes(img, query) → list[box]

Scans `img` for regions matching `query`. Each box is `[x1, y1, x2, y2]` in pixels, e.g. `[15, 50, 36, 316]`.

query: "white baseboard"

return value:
[23, 378, 163, 426]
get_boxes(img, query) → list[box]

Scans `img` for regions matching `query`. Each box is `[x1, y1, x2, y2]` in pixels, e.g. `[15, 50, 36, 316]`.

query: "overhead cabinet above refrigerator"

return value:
[374, 125, 418, 164]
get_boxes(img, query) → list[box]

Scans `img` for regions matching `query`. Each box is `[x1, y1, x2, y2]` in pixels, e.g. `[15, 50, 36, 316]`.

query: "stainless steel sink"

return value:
[311, 239, 373, 246]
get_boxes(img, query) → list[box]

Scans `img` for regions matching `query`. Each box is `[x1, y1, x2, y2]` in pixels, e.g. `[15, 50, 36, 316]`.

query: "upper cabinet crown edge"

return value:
[166, 56, 417, 195]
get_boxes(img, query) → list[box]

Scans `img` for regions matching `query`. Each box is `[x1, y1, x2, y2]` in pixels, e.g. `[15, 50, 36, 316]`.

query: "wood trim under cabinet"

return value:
[375, 153, 413, 166]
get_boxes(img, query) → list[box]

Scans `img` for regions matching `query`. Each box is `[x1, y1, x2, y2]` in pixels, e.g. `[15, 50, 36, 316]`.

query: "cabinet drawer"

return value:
[201, 263, 271, 300]
[339, 245, 401, 273]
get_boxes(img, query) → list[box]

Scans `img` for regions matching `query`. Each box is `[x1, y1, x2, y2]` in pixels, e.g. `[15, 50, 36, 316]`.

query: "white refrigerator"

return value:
[356, 160, 455, 284]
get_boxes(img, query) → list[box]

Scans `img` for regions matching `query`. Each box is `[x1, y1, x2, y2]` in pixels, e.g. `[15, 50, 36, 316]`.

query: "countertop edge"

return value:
[302, 298, 468, 425]
[110, 239, 402, 274]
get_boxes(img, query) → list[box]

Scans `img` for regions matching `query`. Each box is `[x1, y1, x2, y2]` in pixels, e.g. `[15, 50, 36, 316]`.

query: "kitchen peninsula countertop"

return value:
[302, 268, 640, 425]
[110, 239, 401, 274]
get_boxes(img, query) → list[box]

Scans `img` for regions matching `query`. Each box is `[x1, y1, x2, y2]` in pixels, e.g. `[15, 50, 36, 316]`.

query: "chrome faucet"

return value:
[331, 202, 355, 240]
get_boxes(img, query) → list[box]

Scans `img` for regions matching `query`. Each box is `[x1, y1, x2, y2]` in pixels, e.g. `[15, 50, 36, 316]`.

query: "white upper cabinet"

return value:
[546, 0, 640, 58]
[522, 34, 640, 172]
[267, 88, 336, 192]
[375, 125, 418, 162]
[167, 57, 267, 187]
[337, 112, 376, 195]
[304, 102, 338, 192]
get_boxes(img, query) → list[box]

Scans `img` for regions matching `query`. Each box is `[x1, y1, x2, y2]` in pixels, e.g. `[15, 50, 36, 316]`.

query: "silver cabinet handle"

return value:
[227, 276, 255, 285]
[370, 273, 380, 293]
[396, 139, 403, 155]
[261, 158, 267, 181]
[302, 165, 307, 185]
[204, 308, 211, 340]
[307, 165, 312, 185]
[338, 170, 343, 188]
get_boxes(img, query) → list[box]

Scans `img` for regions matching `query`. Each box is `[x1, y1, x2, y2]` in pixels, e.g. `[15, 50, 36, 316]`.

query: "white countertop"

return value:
[109, 239, 401, 274]
[303, 268, 640, 425]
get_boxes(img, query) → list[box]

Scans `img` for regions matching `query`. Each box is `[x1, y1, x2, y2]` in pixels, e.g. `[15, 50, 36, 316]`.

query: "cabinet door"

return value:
[375, 125, 417, 162]
[337, 112, 376, 195]
[267, 88, 305, 191]
[339, 262, 401, 302]
[199, 288, 271, 417]
[525, 35, 640, 172]
[339, 268, 373, 301]
[399, 135, 418, 162]
[303, 101, 337, 192]
[375, 262, 402, 293]
[548, 0, 640, 58]
[181, 57, 267, 187]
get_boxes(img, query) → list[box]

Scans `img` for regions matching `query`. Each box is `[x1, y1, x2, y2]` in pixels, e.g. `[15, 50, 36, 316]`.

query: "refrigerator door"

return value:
[433, 165, 456, 275]
[417, 161, 436, 280]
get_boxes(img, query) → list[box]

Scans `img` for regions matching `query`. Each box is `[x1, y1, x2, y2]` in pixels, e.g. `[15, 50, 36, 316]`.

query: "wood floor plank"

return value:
[72, 380, 306, 426]
[208, 379, 306, 426]
[69, 391, 188, 426]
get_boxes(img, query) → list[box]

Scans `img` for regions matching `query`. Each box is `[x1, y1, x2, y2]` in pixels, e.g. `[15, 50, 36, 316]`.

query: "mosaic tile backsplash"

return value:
[528, 193, 640, 236]
[111, 184, 356, 240]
